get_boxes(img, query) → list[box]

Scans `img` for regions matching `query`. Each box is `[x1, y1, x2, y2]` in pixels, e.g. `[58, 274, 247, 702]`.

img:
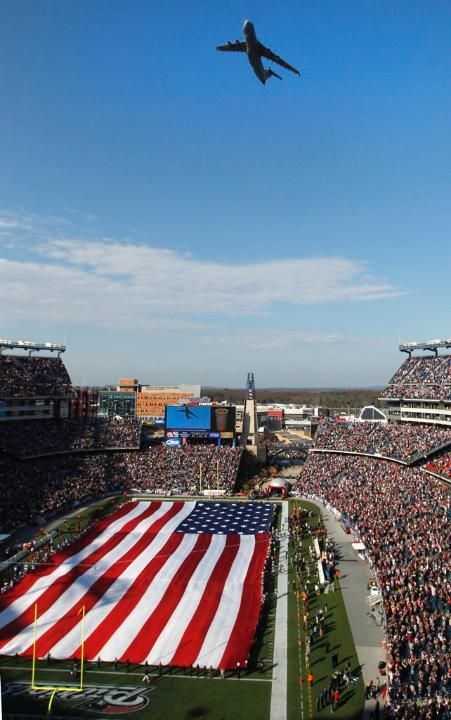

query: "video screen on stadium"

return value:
[166, 405, 212, 431]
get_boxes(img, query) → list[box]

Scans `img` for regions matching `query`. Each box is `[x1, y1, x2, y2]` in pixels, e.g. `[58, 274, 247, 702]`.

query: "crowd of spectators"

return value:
[381, 356, 451, 401]
[0, 527, 89, 595]
[313, 420, 451, 461]
[0, 355, 75, 398]
[0, 417, 142, 457]
[0, 446, 243, 533]
[424, 452, 451, 480]
[124, 445, 242, 495]
[297, 453, 451, 716]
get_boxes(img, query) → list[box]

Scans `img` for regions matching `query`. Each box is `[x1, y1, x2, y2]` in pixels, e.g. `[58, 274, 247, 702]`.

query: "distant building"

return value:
[70, 387, 98, 418]
[267, 409, 284, 431]
[136, 385, 201, 422]
[102, 379, 202, 422]
[118, 377, 139, 393]
[98, 388, 136, 418]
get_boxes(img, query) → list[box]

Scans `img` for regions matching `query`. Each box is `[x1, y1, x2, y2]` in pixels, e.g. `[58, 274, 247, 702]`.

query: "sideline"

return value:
[0, 667, 271, 682]
[269, 502, 288, 720]
[302, 497, 386, 719]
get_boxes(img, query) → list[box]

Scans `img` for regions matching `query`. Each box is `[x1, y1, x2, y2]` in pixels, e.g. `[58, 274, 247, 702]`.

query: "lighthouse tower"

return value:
[240, 372, 266, 461]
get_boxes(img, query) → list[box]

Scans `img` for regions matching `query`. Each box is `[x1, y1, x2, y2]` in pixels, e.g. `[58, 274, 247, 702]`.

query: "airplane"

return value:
[178, 405, 197, 419]
[217, 20, 301, 85]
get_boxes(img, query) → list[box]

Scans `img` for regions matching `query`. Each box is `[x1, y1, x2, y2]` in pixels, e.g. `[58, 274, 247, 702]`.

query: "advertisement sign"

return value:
[165, 438, 182, 447]
[210, 406, 236, 434]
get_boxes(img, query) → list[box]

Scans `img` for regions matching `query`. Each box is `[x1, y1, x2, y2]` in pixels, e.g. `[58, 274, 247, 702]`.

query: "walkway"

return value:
[269, 501, 288, 720]
[305, 497, 386, 719]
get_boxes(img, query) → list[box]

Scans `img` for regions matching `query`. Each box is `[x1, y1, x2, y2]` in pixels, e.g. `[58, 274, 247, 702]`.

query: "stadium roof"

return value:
[0, 339, 66, 353]
[399, 339, 451, 355]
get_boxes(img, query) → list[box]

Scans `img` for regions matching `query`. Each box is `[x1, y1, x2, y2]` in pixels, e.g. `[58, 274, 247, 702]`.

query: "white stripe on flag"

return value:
[194, 534, 255, 668]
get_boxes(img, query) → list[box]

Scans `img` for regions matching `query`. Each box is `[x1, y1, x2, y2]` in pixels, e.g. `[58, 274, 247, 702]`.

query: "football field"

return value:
[0, 498, 364, 719]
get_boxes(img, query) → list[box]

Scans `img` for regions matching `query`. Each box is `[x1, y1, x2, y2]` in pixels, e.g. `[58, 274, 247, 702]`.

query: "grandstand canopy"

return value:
[399, 339, 451, 355]
[0, 339, 65, 353]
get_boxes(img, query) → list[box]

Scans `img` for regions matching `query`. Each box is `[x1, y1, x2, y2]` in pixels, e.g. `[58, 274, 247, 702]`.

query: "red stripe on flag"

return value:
[120, 533, 213, 664]
[219, 533, 270, 668]
[169, 535, 240, 668]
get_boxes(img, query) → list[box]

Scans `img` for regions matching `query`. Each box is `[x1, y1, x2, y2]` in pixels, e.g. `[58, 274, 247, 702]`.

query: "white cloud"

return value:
[201, 329, 344, 350]
[0, 212, 405, 331]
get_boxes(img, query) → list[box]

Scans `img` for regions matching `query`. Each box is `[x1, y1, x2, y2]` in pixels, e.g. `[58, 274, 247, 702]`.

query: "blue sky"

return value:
[1, 0, 449, 388]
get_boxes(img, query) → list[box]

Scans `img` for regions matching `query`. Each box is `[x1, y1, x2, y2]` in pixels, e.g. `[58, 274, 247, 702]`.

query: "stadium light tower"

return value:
[240, 372, 266, 461]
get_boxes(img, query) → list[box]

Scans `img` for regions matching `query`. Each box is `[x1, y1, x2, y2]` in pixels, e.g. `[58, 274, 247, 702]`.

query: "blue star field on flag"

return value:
[175, 501, 273, 535]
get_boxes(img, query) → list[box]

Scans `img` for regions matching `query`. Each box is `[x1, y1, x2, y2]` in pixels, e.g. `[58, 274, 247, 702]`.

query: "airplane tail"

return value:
[266, 67, 282, 81]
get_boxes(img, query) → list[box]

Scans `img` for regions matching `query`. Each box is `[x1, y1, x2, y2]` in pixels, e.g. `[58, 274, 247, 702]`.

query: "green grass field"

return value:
[286, 500, 365, 719]
[0, 497, 364, 719]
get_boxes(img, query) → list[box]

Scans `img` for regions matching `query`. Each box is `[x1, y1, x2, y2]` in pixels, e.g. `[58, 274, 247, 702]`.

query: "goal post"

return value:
[31, 603, 86, 715]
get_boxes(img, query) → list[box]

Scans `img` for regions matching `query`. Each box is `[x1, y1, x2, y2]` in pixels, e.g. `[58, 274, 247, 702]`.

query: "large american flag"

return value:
[0, 500, 273, 668]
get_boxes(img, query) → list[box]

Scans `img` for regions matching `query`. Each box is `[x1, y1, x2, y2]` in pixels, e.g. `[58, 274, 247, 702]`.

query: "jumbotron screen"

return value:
[165, 405, 236, 434]
[166, 405, 211, 431]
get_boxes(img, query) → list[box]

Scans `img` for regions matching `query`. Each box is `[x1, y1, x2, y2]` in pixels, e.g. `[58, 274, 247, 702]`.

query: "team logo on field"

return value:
[2, 683, 154, 715]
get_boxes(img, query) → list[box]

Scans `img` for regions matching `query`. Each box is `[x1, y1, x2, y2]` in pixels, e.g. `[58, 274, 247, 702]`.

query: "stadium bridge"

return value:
[266, 443, 309, 464]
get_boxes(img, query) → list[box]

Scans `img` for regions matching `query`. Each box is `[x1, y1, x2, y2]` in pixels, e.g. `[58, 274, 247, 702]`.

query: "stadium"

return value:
[0, 339, 450, 720]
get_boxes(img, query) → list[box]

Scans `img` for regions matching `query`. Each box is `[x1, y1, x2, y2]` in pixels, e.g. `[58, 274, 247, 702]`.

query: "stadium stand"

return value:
[424, 451, 451, 479]
[313, 420, 451, 462]
[0, 355, 75, 398]
[297, 453, 450, 715]
[381, 355, 451, 401]
[0, 417, 142, 457]
[0, 446, 243, 533]
[0, 351, 243, 535]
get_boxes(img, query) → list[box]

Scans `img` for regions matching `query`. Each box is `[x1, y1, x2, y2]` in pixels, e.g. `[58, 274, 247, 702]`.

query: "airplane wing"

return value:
[216, 40, 247, 53]
[258, 42, 301, 76]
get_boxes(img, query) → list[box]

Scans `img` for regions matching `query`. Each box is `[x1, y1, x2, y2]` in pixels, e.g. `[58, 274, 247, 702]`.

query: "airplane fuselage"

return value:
[243, 21, 267, 84]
